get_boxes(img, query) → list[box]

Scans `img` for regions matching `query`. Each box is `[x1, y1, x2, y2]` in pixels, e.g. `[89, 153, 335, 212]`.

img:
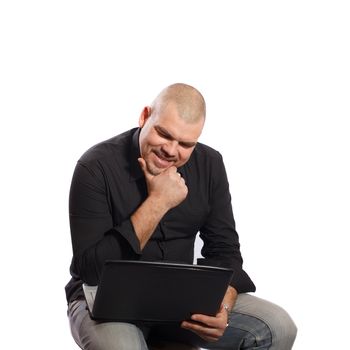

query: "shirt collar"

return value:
[129, 128, 144, 181]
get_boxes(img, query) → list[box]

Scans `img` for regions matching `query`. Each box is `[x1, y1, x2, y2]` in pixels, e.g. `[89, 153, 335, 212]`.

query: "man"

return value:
[66, 83, 297, 349]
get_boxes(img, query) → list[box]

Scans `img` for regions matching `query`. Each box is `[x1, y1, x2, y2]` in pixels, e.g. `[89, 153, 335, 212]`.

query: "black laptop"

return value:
[83, 260, 233, 323]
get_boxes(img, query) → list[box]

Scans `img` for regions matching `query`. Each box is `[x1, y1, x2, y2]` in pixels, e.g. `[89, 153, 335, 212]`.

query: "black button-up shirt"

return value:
[65, 128, 255, 302]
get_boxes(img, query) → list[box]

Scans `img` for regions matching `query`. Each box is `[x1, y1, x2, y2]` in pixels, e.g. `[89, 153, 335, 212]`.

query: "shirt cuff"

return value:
[112, 219, 142, 255]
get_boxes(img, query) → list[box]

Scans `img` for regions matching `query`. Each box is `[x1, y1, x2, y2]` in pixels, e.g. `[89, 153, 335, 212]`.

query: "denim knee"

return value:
[233, 294, 297, 350]
[268, 306, 297, 349]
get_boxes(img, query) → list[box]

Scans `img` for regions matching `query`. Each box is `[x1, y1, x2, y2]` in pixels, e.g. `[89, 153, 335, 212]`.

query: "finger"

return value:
[181, 321, 223, 341]
[189, 316, 227, 335]
[137, 158, 153, 181]
[190, 314, 219, 328]
[165, 165, 178, 174]
[202, 336, 220, 342]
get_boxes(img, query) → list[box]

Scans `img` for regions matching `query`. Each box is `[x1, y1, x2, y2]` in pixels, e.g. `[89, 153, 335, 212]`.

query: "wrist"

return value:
[222, 303, 231, 328]
[223, 303, 231, 315]
[146, 194, 169, 215]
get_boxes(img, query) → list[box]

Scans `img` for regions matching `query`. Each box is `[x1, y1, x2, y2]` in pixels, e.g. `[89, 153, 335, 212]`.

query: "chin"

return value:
[146, 163, 164, 176]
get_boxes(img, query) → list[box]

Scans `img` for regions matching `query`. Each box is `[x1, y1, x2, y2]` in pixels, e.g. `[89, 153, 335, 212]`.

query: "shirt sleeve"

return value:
[198, 152, 256, 293]
[68, 161, 141, 286]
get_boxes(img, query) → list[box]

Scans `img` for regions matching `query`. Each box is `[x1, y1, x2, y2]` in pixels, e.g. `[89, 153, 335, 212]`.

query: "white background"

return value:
[1, 1, 349, 349]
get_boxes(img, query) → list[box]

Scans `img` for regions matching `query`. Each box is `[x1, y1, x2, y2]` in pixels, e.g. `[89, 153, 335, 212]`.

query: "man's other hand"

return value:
[181, 304, 229, 342]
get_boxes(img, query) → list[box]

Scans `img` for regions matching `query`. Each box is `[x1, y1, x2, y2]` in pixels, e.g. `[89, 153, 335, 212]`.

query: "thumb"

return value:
[138, 158, 153, 181]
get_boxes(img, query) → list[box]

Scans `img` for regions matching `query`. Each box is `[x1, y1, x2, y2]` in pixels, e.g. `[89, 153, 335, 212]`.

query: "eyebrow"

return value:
[154, 125, 197, 148]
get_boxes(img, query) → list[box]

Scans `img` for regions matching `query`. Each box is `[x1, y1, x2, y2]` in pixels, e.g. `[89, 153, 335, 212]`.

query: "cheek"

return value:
[140, 134, 160, 154]
[146, 132, 164, 148]
[177, 149, 193, 164]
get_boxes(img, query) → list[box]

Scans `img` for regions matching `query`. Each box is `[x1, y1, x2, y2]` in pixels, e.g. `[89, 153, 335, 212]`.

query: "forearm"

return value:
[222, 285, 238, 312]
[131, 195, 168, 250]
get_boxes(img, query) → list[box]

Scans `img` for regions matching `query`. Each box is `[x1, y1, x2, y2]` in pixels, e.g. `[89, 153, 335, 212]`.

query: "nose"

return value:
[162, 140, 178, 158]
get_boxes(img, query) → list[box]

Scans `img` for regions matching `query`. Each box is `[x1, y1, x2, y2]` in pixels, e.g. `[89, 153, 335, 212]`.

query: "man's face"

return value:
[138, 104, 204, 176]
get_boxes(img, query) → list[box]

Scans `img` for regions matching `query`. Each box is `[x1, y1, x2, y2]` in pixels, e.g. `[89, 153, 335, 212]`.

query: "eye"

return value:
[160, 132, 172, 140]
[179, 143, 192, 149]
[156, 128, 172, 140]
[179, 142, 196, 149]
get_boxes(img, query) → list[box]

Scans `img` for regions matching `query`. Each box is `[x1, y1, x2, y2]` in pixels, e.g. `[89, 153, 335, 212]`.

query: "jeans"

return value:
[68, 294, 297, 350]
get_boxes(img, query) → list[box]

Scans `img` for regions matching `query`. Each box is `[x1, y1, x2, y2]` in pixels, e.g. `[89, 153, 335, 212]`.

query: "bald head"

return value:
[151, 83, 206, 124]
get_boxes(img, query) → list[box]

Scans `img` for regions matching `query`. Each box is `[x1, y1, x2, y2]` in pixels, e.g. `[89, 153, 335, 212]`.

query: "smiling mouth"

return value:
[153, 151, 176, 168]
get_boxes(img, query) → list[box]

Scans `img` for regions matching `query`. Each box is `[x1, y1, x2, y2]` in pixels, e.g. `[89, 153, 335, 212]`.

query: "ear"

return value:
[139, 106, 152, 128]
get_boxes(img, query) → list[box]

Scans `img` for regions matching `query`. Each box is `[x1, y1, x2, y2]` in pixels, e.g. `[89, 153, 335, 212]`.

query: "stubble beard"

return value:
[146, 161, 163, 176]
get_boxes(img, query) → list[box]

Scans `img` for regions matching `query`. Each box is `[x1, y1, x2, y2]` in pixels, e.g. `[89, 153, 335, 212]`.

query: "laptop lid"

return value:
[85, 260, 233, 323]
